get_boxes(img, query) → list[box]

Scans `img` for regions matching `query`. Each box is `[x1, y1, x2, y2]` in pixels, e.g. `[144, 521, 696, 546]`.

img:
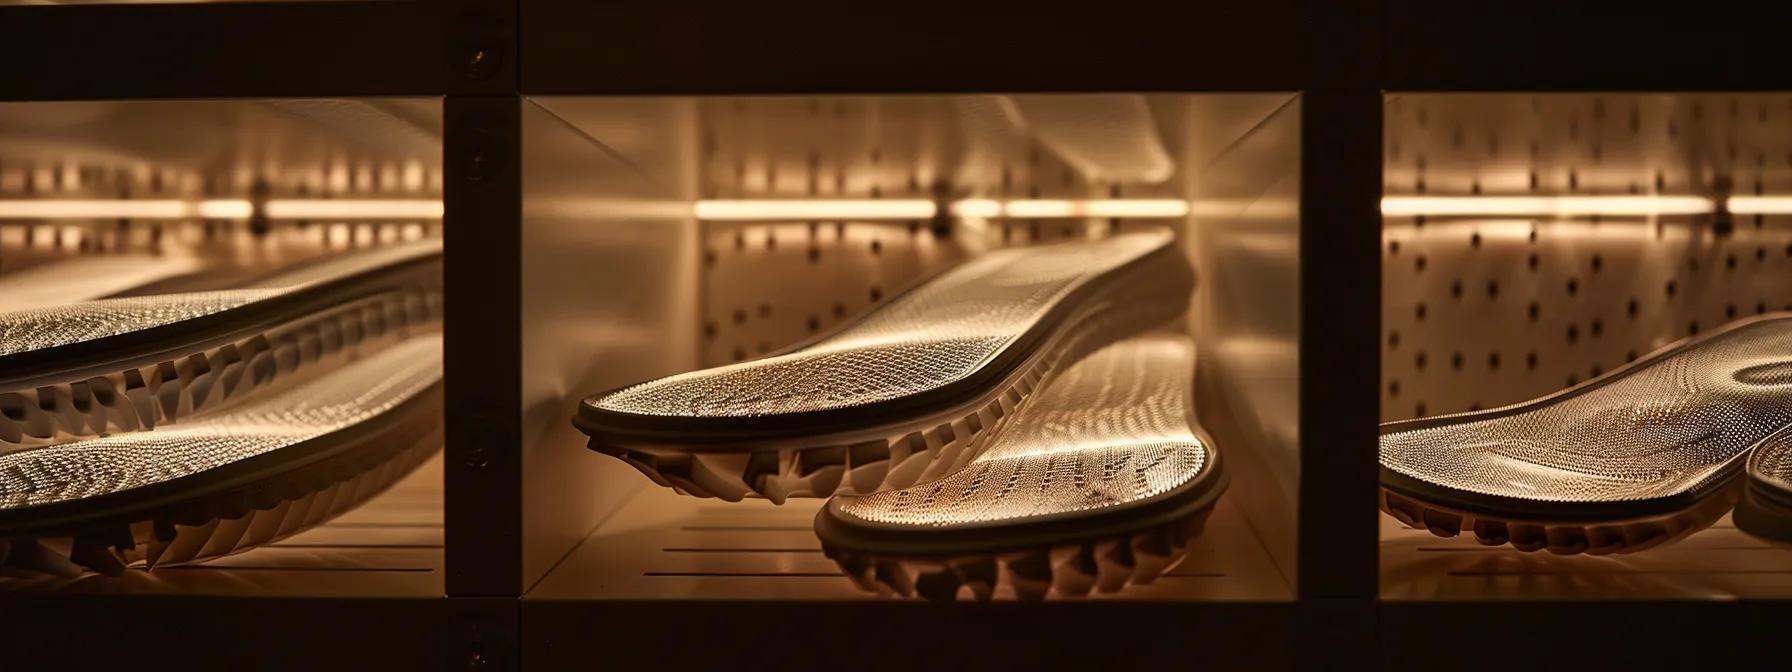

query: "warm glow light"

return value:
[196, 199, 255, 218]
[263, 199, 445, 220]
[1000, 199, 1191, 219]
[694, 198, 1193, 221]
[0, 199, 193, 219]
[1726, 196, 1792, 215]
[948, 199, 1003, 218]
[0, 198, 443, 220]
[1381, 195, 1714, 217]
[693, 199, 937, 221]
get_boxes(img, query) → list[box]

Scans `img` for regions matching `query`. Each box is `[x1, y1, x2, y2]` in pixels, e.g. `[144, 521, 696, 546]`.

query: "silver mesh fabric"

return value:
[0, 239, 439, 358]
[1750, 427, 1792, 494]
[1381, 316, 1792, 503]
[590, 230, 1172, 419]
[0, 334, 440, 510]
[836, 334, 1208, 527]
[0, 290, 286, 357]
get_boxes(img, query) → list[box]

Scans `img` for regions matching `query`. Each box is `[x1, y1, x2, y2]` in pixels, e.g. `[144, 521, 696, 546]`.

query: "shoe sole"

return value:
[0, 244, 440, 450]
[1380, 313, 1792, 553]
[813, 334, 1226, 600]
[821, 503, 1217, 601]
[580, 239, 1193, 503]
[1379, 479, 1741, 555]
[0, 429, 441, 576]
[0, 338, 442, 575]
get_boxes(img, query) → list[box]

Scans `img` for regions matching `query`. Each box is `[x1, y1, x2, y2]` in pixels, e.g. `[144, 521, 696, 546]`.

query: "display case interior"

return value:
[0, 97, 445, 598]
[516, 93, 1303, 603]
[1381, 93, 1792, 600]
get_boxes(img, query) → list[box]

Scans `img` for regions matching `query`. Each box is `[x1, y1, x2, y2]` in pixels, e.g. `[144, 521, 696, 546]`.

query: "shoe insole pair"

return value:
[1381, 314, 1792, 552]
[0, 241, 444, 575]
[578, 230, 1229, 600]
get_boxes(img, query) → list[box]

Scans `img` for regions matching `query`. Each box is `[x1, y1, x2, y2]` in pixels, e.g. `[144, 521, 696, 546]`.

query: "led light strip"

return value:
[0, 199, 444, 221]
[1380, 195, 1716, 217]
[693, 199, 936, 221]
[1726, 196, 1792, 215]
[695, 198, 1193, 221]
[3, 195, 1785, 222]
[262, 199, 445, 219]
[0, 199, 232, 220]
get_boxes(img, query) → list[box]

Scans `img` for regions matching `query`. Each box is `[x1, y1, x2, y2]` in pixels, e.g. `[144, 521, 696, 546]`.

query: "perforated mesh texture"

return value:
[590, 230, 1172, 419]
[1750, 427, 1792, 494]
[0, 334, 440, 510]
[0, 239, 440, 358]
[1381, 316, 1792, 503]
[0, 290, 285, 357]
[836, 334, 1208, 527]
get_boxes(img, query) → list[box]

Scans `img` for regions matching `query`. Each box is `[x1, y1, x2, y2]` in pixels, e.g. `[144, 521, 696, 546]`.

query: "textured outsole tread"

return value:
[0, 289, 442, 450]
[0, 434, 442, 576]
[1380, 484, 1741, 555]
[822, 504, 1216, 601]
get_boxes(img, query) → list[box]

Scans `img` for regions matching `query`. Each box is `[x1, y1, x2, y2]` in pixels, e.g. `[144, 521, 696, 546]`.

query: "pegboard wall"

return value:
[700, 219, 1160, 366]
[1382, 94, 1792, 422]
[0, 99, 442, 278]
[694, 95, 1188, 367]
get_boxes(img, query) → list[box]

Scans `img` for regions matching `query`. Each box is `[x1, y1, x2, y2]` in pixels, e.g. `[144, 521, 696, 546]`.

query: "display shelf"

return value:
[1381, 514, 1792, 601]
[4, 455, 451, 669]
[527, 487, 1292, 602]
[0, 453, 444, 598]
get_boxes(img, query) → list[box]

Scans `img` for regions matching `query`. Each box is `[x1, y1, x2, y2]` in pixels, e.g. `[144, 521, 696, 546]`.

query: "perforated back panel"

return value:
[0, 98, 443, 286]
[1383, 94, 1792, 422]
[695, 95, 1187, 367]
[536, 93, 1302, 599]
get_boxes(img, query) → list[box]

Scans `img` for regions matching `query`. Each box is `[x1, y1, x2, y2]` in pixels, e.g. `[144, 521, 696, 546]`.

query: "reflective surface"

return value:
[834, 333, 1211, 528]
[1383, 315, 1792, 504]
[590, 230, 1172, 419]
[0, 239, 437, 357]
[0, 334, 439, 509]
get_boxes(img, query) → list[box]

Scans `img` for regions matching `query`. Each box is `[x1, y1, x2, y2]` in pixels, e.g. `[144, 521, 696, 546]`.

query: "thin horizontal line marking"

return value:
[1419, 546, 1776, 552]
[154, 566, 435, 573]
[662, 547, 823, 553]
[264, 543, 445, 550]
[318, 522, 443, 529]
[1449, 569, 1792, 576]
[644, 571, 844, 578]
[679, 525, 812, 532]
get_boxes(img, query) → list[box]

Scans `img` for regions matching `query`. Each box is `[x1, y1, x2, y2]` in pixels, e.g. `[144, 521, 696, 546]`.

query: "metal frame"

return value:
[1377, 2, 1792, 659]
[519, 0, 1302, 94]
[1385, 2, 1792, 92]
[4, 0, 1787, 668]
[0, 1, 514, 102]
[7, 595, 452, 669]
[0, 2, 523, 669]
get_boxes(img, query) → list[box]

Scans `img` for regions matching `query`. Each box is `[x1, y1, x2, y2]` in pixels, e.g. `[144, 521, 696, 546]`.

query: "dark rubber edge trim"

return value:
[1377, 463, 1734, 524]
[0, 382, 442, 537]
[0, 252, 442, 389]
